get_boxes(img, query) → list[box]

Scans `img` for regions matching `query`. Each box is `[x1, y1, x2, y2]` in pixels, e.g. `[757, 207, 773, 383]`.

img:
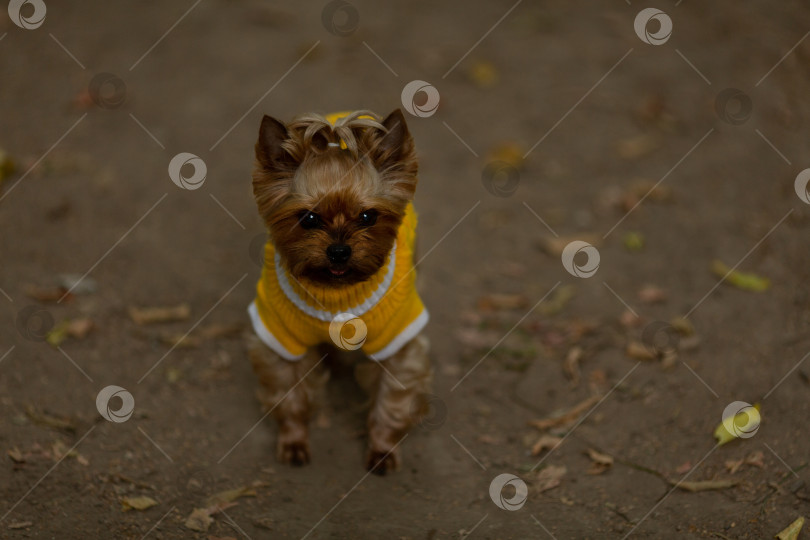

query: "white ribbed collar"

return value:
[274, 242, 397, 322]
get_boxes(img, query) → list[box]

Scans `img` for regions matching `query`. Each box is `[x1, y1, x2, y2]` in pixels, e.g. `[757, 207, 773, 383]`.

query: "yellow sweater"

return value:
[248, 203, 428, 361]
[249, 110, 427, 361]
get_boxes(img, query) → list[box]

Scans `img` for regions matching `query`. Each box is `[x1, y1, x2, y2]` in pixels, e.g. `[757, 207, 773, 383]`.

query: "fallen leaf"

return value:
[714, 403, 761, 446]
[536, 465, 566, 493]
[477, 293, 529, 312]
[205, 486, 257, 509]
[7, 521, 32, 530]
[775, 516, 805, 540]
[7, 447, 24, 463]
[638, 285, 667, 304]
[623, 232, 644, 252]
[669, 316, 694, 336]
[486, 141, 524, 169]
[185, 508, 214, 532]
[585, 448, 613, 475]
[617, 134, 659, 160]
[468, 60, 498, 88]
[675, 461, 692, 475]
[745, 450, 765, 468]
[531, 435, 563, 456]
[24, 284, 70, 303]
[539, 235, 601, 258]
[121, 495, 158, 511]
[25, 406, 76, 433]
[66, 318, 94, 338]
[529, 394, 601, 431]
[563, 346, 582, 386]
[539, 285, 576, 316]
[625, 340, 657, 361]
[725, 458, 744, 474]
[619, 310, 641, 329]
[673, 479, 739, 492]
[711, 260, 770, 292]
[129, 303, 191, 325]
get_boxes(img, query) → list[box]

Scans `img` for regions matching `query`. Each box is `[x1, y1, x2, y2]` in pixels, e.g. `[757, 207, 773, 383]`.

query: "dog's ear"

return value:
[365, 109, 416, 175]
[256, 115, 295, 171]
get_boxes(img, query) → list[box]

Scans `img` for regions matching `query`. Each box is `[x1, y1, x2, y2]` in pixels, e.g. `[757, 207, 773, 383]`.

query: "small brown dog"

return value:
[247, 109, 431, 474]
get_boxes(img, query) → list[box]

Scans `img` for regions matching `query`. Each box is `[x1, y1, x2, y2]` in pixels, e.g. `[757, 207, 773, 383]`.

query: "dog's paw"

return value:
[365, 447, 400, 475]
[277, 439, 310, 466]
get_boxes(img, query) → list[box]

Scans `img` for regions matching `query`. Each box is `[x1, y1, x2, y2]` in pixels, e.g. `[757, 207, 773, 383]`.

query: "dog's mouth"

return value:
[329, 268, 348, 277]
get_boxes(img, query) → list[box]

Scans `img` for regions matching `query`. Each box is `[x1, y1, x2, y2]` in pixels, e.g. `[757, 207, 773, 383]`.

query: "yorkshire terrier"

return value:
[247, 109, 431, 474]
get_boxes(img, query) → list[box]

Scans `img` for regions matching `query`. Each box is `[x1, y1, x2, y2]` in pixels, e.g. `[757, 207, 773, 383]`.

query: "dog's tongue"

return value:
[330, 268, 347, 276]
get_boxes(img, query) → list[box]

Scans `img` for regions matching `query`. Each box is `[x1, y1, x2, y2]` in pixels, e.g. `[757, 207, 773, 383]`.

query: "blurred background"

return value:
[2, 1, 810, 538]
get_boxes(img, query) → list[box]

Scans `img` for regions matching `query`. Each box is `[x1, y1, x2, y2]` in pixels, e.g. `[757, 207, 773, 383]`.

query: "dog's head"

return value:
[252, 109, 418, 286]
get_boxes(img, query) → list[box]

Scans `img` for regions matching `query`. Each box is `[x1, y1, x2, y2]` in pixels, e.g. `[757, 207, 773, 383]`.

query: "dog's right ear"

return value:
[256, 115, 293, 170]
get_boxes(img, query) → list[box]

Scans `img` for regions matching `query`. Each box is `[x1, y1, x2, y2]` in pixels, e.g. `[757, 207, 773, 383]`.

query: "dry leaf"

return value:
[585, 448, 613, 475]
[529, 394, 601, 431]
[531, 435, 563, 456]
[725, 458, 744, 474]
[7, 447, 24, 463]
[745, 450, 765, 468]
[539, 235, 601, 258]
[673, 479, 738, 492]
[619, 310, 641, 329]
[121, 495, 158, 511]
[775, 516, 805, 540]
[129, 303, 190, 325]
[669, 316, 694, 336]
[638, 285, 667, 304]
[7, 521, 32, 530]
[185, 508, 214, 532]
[536, 465, 566, 493]
[710, 260, 770, 292]
[623, 232, 644, 252]
[625, 341, 657, 361]
[675, 461, 692, 474]
[24, 284, 69, 303]
[477, 293, 529, 312]
[539, 285, 576, 316]
[205, 486, 256, 509]
[25, 406, 76, 433]
[617, 134, 659, 159]
[469, 60, 498, 88]
[563, 347, 582, 386]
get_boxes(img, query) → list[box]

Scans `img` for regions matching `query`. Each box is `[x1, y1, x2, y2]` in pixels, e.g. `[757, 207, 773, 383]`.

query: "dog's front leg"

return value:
[366, 334, 432, 474]
[247, 336, 324, 466]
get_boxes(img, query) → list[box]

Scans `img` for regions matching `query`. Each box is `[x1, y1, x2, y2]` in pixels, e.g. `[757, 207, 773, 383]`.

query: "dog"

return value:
[247, 109, 431, 474]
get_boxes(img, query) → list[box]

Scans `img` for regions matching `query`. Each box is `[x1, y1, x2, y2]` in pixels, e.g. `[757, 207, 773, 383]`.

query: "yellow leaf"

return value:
[469, 61, 498, 88]
[711, 260, 771, 292]
[714, 403, 761, 446]
[775, 516, 805, 540]
[121, 495, 158, 511]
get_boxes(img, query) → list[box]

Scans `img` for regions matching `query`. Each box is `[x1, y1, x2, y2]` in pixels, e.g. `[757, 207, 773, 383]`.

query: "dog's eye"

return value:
[359, 209, 378, 226]
[300, 211, 321, 230]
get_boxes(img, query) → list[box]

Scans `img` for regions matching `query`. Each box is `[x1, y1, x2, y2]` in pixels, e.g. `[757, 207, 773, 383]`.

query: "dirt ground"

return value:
[2, 1, 810, 538]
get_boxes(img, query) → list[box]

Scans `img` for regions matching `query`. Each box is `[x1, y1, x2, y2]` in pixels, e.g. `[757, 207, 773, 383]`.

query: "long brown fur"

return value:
[248, 109, 431, 473]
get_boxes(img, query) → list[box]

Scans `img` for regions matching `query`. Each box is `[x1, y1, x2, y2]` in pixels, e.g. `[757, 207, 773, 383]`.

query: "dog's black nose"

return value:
[326, 244, 351, 264]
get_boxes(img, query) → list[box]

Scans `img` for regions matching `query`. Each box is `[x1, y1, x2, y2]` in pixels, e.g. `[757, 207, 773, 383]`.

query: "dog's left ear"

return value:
[366, 109, 417, 175]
